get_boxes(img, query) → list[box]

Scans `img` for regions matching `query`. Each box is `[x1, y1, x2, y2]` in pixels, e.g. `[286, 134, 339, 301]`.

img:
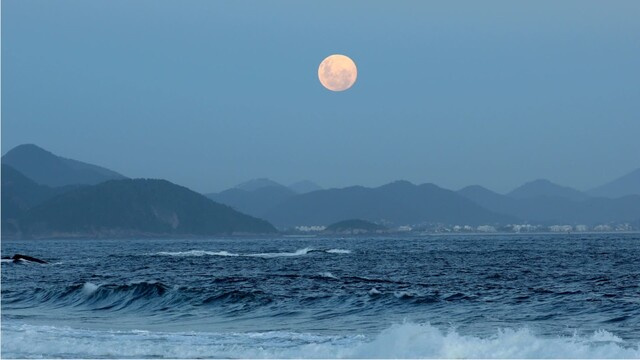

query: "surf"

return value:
[2, 322, 638, 359]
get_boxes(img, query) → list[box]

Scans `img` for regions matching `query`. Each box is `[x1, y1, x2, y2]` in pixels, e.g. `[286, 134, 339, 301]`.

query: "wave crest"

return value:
[150, 248, 351, 258]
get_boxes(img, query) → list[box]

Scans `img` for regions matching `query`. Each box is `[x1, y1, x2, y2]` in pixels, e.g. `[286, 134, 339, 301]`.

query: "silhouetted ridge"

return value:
[588, 168, 640, 198]
[288, 180, 322, 194]
[264, 181, 514, 227]
[508, 179, 588, 201]
[1, 164, 84, 234]
[207, 186, 296, 218]
[458, 183, 640, 225]
[2, 144, 126, 187]
[17, 179, 277, 238]
[235, 178, 287, 191]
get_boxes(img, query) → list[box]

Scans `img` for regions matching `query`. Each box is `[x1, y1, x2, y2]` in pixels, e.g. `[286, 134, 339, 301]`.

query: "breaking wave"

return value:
[151, 248, 351, 258]
[154, 250, 239, 257]
[2, 322, 638, 358]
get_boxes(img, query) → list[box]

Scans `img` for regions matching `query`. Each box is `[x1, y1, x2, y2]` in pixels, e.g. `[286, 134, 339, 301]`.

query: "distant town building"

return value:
[295, 225, 326, 232]
[575, 225, 589, 232]
[477, 225, 497, 233]
[510, 224, 538, 233]
[594, 224, 612, 232]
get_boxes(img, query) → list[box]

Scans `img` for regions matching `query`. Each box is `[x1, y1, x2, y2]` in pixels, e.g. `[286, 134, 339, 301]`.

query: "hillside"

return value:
[2, 144, 126, 187]
[588, 168, 640, 198]
[458, 184, 640, 225]
[15, 179, 277, 238]
[458, 185, 519, 213]
[289, 180, 323, 194]
[1, 165, 82, 232]
[206, 185, 296, 218]
[2, 164, 57, 215]
[264, 180, 515, 227]
[507, 179, 588, 201]
[235, 178, 286, 192]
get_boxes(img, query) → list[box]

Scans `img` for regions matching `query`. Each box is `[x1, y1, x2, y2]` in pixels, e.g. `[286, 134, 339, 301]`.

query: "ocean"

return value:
[1, 233, 639, 358]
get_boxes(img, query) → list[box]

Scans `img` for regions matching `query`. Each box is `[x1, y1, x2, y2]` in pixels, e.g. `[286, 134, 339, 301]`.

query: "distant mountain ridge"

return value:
[13, 179, 276, 238]
[2, 164, 62, 213]
[206, 178, 324, 218]
[289, 180, 323, 194]
[458, 184, 640, 225]
[2, 144, 126, 187]
[588, 168, 640, 198]
[231, 177, 323, 194]
[235, 178, 287, 192]
[507, 179, 589, 201]
[206, 186, 296, 219]
[2, 143, 638, 235]
[263, 180, 515, 227]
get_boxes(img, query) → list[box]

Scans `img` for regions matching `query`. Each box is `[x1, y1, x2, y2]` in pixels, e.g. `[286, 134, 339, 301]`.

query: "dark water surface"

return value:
[2, 234, 639, 358]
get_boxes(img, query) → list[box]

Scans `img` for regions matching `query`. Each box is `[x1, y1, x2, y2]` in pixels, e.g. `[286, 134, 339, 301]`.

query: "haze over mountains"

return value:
[1, 143, 639, 237]
[507, 179, 590, 201]
[2, 144, 126, 187]
[587, 168, 640, 199]
[457, 184, 640, 226]
[207, 173, 640, 228]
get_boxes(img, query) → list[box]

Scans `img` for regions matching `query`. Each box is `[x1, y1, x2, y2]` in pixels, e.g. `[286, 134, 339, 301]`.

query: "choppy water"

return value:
[2, 234, 639, 358]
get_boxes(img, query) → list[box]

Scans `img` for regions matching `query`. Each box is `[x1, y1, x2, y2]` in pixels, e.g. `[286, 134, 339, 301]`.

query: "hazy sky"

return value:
[3, 1, 639, 193]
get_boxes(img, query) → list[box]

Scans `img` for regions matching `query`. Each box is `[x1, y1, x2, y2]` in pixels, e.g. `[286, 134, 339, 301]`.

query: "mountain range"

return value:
[16, 178, 276, 238]
[205, 178, 323, 221]
[2, 144, 126, 187]
[207, 172, 640, 228]
[1, 146, 278, 238]
[262, 181, 515, 227]
[507, 179, 590, 201]
[2, 143, 639, 236]
[458, 184, 640, 225]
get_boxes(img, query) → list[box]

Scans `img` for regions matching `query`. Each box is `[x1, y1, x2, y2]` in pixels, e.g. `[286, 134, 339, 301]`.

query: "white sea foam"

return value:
[249, 248, 315, 258]
[2, 322, 638, 359]
[154, 250, 240, 257]
[81, 282, 99, 296]
[318, 272, 338, 279]
[150, 248, 350, 258]
[394, 291, 413, 299]
[326, 249, 351, 254]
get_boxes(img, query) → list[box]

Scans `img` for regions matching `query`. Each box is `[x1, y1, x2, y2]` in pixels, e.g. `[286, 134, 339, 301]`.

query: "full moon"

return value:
[318, 54, 357, 92]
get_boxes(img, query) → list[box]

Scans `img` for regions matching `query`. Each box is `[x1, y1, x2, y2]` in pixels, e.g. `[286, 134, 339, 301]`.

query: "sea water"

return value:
[1, 234, 639, 358]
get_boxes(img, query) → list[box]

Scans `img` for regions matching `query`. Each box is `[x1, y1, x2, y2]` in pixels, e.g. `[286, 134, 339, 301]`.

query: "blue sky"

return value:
[2, 1, 639, 193]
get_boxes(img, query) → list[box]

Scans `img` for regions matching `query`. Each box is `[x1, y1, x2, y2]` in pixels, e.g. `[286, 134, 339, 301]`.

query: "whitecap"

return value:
[81, 282, 99, 296]
[318, 272, 338, 279]
[325, 249, 351, 254]
[368, 287, 381, 295]
[152, 250, 239, 257]
[248, 248, 314, 258]
[394, 291, 413, 299]
[149, 248, 350, 258]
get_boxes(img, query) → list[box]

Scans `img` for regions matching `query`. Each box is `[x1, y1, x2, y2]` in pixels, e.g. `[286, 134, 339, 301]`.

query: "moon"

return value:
[318, 54, 357, 92]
